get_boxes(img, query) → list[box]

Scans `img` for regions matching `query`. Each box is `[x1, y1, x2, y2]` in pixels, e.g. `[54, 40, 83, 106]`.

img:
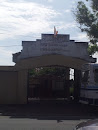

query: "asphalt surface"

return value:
[0, 118, 85, 130]
[0, 100, 98, 130]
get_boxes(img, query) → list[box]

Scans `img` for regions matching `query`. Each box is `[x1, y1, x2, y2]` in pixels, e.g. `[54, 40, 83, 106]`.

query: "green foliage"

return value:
[86, 0, 98, 11]
[74, 0, 98, 45]
[88, 43, 98, 55]
[29, 67, 67, 77]
[29, 69, 37, 76]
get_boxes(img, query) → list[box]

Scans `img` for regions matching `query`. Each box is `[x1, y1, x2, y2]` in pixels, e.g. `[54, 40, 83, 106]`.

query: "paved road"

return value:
[0, 100, 97, 130]
[0, 117, 87, 130]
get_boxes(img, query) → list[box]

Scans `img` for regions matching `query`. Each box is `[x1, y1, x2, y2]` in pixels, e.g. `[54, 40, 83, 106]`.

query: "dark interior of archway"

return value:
[27, 66, 80, 103]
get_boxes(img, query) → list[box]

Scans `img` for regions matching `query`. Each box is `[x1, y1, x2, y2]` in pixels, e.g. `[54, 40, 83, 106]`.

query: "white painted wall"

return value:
[13, 34, 96, 63]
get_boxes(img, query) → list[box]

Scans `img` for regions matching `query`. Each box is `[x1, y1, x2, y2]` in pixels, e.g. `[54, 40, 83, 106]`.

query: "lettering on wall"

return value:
[40, 42, 70, 54]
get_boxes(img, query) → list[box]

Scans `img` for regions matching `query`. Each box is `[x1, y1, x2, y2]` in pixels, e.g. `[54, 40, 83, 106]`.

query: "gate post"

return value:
[17, 69, 28, 104]
[65, 68, 70, 80]
[74, 69, 81, 102]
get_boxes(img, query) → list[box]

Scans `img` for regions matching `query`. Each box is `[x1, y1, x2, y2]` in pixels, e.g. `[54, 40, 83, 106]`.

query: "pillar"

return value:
[65, 68, 70, 80]
[17, 69, 28, 104]
[74, 69, 81, 102]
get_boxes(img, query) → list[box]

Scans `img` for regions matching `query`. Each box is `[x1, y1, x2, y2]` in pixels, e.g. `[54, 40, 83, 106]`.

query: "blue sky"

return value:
[0, 0, 98, 65]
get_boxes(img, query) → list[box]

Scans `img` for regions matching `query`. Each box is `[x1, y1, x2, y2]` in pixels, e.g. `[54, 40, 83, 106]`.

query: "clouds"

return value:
[72, 33, 89, 42]
[47, 0, 53, 3]
[0, 0, 59, 40]
[0, 0, 79, 41]
[0, 0, 78, 41]
[0, 47, 13, 57]
[57, 22, 77, 30]
[0, 47, 14, 65]
[64, 9, 71, 13]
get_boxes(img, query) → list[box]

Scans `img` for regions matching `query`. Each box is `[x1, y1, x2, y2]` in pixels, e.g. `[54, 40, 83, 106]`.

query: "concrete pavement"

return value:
[0, 117, 87, 130]
[0, 100, 97, 130]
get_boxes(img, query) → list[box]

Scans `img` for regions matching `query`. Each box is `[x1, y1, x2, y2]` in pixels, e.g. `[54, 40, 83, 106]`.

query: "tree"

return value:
[88, 43, 98, 55]
[29, 67, 67, 77]
[74, 0, 98, 55]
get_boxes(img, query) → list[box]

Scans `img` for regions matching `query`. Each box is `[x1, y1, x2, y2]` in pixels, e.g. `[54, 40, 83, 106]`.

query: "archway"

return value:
[15, 54, 88, 104]
[13, 33, 96, 104]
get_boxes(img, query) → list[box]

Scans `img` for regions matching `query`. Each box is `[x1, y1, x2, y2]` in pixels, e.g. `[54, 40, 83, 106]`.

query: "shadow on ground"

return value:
[0, 100, 98, 120]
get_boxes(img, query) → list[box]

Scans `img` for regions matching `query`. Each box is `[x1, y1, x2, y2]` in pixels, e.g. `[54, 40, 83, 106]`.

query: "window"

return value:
[94, 69, 98, 83]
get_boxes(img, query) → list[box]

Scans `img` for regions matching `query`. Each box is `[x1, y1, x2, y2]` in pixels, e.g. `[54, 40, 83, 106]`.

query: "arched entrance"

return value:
[15, 54, 89, 104]
[13, 33, 96, 104]
[0, 34, 96, 104]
